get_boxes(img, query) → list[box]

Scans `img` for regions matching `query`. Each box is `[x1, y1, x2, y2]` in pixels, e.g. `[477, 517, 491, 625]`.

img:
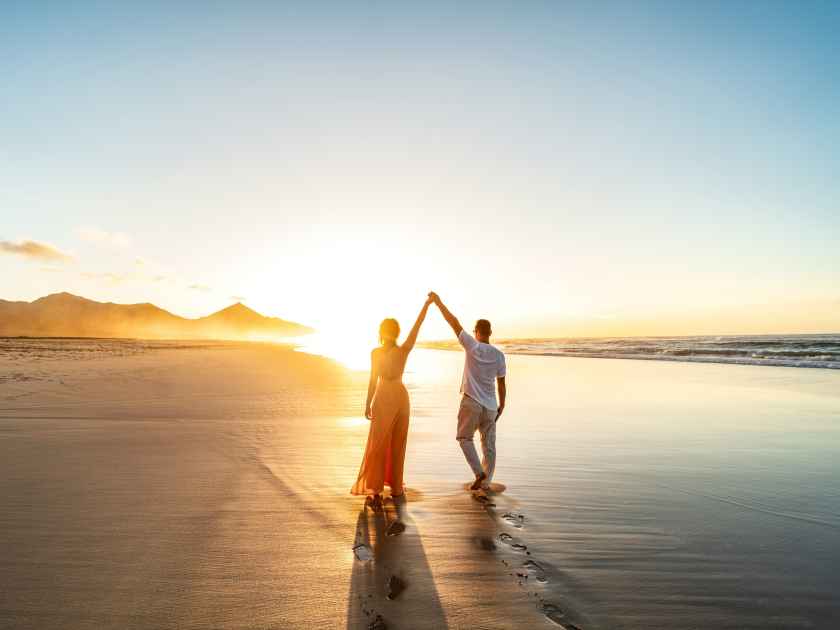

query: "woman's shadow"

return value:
[347, 494, 448, 629]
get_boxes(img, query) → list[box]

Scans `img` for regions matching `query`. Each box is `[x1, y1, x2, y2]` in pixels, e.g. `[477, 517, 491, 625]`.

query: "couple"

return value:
[350, 292, 507, 510]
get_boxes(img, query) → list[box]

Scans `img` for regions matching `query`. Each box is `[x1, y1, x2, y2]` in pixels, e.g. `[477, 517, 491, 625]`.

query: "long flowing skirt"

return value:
[350, 380, 410, 495]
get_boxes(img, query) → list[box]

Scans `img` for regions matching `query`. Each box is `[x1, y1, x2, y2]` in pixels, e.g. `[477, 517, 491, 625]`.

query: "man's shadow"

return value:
[347, 495, 448, 629]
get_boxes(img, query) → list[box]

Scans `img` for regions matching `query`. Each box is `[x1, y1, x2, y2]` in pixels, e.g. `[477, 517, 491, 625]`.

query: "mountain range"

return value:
[0, 293, 312, 340]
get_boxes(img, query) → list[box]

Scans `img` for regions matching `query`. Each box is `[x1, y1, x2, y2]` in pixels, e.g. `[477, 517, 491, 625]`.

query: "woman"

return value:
[351, 296, 433, 509]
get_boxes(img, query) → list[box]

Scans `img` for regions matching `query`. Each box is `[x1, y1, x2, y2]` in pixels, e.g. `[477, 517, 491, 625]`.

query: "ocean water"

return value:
[480, 334, 840, 369]
[401, 350, 840, 628]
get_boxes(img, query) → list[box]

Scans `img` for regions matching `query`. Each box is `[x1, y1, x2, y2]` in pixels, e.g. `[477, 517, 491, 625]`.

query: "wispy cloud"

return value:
[74, 267, 170, 287]
[189, 283, 211, 292]
[75, 226, 131, 248]
[0, 239, 73, 262]
[80, 271, 127, 285]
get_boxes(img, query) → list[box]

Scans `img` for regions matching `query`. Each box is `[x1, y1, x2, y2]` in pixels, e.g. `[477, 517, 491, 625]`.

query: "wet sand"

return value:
[1, 340, 839, 629]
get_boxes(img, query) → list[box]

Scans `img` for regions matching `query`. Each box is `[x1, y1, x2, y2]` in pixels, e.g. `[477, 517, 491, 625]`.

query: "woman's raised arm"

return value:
[402, 297, 433, 354]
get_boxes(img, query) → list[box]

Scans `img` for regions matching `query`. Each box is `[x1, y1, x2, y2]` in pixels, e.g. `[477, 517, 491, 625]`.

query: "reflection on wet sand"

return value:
[347, 494, 448, 629]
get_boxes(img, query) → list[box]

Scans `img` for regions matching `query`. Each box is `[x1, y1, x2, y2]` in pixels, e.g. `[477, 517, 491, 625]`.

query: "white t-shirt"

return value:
[458, 330, 506, 411]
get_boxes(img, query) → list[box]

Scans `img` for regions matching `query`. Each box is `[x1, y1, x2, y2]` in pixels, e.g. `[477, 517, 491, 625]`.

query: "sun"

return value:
[293, 331, 374, 371]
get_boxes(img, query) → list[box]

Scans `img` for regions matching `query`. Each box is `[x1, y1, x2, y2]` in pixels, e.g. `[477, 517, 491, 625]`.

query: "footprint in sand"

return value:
[386, 575, 405, 600]
[498, 532, 527, 552]
[539, 603, 585, 630]
[539, 602, 584, 628]
[353, 544, 373, 561]
[501, 511, 525, 528]
[521, 559, 548, 583]
[471, 492, 496, 508]
[359, 595, 387, 629]
[386, 520, 405, 536]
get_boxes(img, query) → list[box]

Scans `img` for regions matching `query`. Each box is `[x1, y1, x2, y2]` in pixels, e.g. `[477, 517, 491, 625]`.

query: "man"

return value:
[428, 292, 506, 491]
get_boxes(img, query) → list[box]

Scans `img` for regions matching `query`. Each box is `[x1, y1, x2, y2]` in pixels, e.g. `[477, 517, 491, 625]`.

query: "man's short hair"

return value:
[475, 319, 492, 336]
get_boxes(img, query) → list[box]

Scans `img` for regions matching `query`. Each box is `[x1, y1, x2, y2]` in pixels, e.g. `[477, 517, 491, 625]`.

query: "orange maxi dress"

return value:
[351, 347, 411, 496]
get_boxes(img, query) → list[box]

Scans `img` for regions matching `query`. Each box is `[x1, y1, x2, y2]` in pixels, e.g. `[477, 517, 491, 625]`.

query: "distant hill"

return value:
[0, 293, 313, 340]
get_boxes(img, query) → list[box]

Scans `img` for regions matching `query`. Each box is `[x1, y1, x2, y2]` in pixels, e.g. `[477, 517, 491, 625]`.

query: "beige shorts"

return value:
[456, 394, 497, 440]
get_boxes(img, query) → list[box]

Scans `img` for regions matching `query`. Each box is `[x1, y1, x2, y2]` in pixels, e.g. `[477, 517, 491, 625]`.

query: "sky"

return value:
[2, 1, 839, 343]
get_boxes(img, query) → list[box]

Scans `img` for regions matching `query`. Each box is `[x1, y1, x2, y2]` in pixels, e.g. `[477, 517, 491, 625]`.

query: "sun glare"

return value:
[293, 331, 373, 371]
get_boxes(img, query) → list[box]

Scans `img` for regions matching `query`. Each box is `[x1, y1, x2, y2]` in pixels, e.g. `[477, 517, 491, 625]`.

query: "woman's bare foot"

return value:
[470, 472, 487, 491]
[365, 494, 383, 511]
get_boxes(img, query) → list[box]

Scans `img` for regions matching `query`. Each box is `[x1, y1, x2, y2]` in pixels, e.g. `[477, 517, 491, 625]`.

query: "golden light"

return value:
[336, 415, 370, 428]
[292, 330, 374, 371]
[252, 224, 454, 364]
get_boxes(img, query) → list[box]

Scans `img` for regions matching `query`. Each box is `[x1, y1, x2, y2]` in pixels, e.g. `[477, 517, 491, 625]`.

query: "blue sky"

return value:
[2, 1, 838, 337]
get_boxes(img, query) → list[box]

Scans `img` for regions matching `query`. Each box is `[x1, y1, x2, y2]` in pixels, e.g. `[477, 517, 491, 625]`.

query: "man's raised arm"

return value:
[429, 292, 463, 338]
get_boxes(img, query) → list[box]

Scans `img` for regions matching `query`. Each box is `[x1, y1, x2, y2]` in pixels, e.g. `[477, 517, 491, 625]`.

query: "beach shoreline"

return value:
[422, 332, 840, 370]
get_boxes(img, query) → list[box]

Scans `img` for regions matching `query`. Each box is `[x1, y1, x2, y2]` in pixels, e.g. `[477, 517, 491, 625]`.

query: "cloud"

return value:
[189, 283, 211, 292]
[75, 226, 131, 248]
[231, 295, 246, 302]
[80, 271, 127, 285]
[0, 239, 73, 262]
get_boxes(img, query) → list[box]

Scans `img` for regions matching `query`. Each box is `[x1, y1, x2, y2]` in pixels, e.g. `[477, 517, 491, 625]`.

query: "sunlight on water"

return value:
[292, 333, 460, 388]
[336, 415, 369, 428]
[291, 332, 373, 371]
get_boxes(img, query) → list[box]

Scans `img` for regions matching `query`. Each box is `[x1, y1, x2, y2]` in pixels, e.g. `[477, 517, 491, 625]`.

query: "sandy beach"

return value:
[1, 339, 839, 629]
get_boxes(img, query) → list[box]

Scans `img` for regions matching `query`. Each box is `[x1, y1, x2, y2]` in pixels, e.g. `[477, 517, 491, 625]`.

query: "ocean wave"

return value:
[462, 334, 840, 369]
